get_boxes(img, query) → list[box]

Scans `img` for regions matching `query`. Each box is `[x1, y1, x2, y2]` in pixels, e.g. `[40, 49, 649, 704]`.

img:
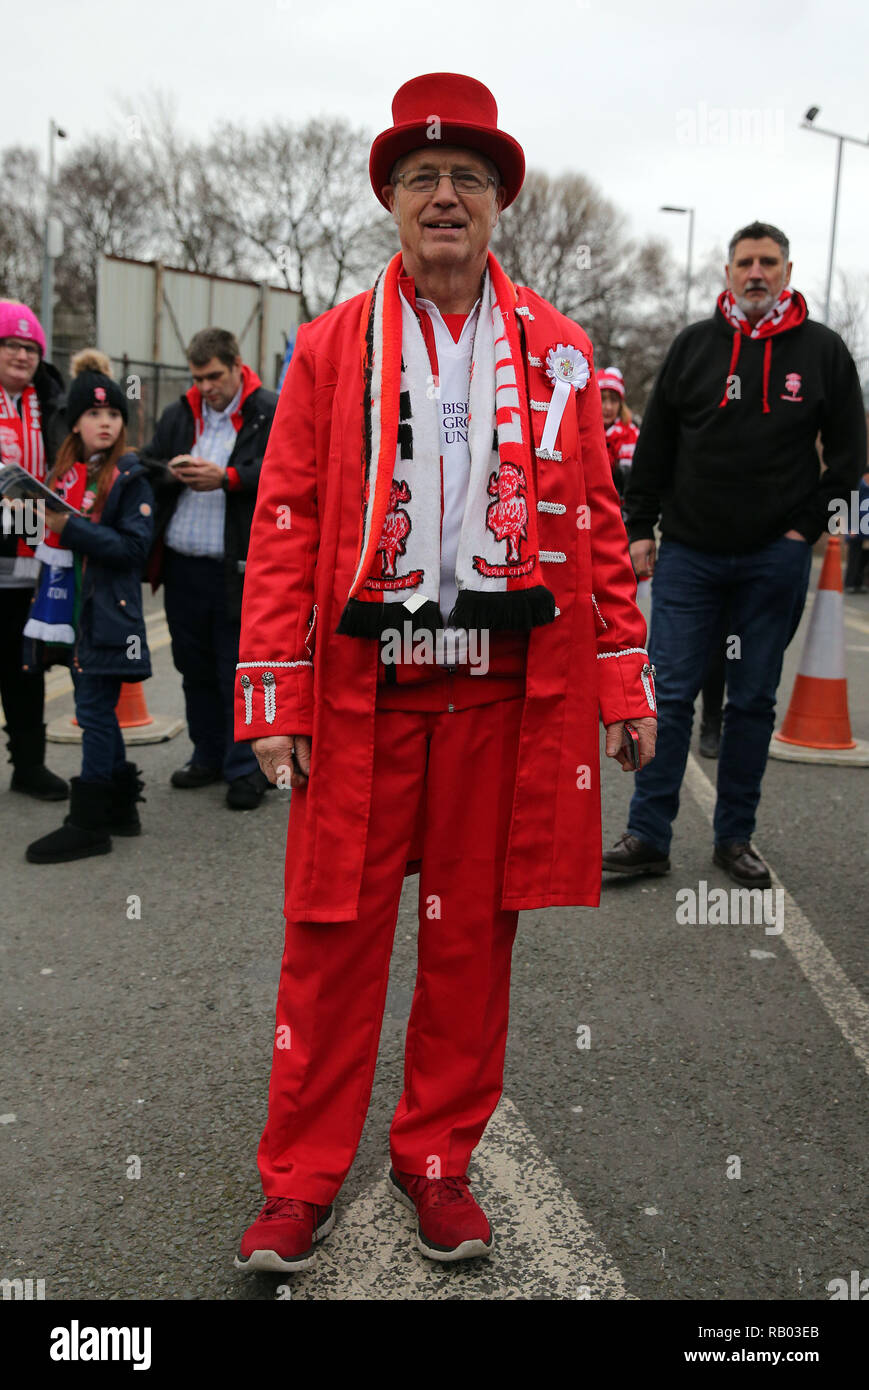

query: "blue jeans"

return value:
[72, 672, 125, 783]
[627, 535, 812, 853]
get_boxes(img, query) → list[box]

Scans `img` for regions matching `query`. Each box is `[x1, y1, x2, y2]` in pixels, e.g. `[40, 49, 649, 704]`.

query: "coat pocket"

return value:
[590, 593, 608, 636]
[89, 579, 143, 649]
[303, 603, 319, 658]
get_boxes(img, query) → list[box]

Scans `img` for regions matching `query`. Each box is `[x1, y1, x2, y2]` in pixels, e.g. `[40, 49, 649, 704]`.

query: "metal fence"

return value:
[50, 349, 196, 447]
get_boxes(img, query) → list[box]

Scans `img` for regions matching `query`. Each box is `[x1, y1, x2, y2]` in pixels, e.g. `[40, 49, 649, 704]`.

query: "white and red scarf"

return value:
[337, 251, 555, 637]
[718, 285, 805, 339]
[717, 286, 808, 414]
[0, 382, 47, 574]
[0, 381, 46, 481]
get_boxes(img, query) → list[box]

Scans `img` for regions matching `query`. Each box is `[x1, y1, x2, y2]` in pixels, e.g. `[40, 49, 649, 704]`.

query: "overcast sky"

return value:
[7, 0, 869, 348]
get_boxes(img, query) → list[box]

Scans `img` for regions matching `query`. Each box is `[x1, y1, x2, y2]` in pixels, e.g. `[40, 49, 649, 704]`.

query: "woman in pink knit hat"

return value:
[596, 365, 639, 500]
[0, 300, 68, 799]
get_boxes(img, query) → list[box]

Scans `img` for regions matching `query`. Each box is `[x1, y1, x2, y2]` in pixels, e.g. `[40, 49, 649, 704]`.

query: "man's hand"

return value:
[252, 734, 312, 789]
[783, 529, 807, 541]
[169, 456, 224, 492]
[629, 539, 656, 578]
[605, 716, 657, 771]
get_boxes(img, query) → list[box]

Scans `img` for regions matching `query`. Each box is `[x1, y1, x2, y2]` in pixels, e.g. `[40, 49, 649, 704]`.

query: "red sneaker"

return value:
[234, 1197, 335, 1273]
[389, 1168, 494, 1261]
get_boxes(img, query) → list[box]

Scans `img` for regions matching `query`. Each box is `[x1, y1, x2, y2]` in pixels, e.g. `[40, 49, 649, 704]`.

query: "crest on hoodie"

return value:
[781, 372, 803, 402]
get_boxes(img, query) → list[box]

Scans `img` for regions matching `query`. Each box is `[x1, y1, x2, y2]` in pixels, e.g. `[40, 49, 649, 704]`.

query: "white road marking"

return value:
[281, 1097, 631, 1300]
[685, 755, 869, 1078]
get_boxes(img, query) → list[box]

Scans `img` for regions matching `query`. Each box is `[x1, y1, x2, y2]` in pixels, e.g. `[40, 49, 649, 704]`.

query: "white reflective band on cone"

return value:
[799, 589, 846, 680]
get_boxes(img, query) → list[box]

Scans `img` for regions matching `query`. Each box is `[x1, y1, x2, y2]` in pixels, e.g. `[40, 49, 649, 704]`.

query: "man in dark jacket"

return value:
[0, 300, 68, 800]
[605, 221, 866, 887]
[141, 328, 278, 809]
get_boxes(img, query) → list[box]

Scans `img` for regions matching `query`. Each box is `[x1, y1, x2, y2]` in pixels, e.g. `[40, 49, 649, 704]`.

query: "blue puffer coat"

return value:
[61, 452, 154, 680]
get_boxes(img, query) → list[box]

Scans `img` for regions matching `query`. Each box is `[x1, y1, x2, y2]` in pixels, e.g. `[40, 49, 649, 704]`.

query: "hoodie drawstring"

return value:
[718, 330, 742, 408]
[718, 331, 772, 413]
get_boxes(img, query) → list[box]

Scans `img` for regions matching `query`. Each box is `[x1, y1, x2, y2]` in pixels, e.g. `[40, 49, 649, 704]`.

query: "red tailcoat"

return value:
[235, 282, 656, 921]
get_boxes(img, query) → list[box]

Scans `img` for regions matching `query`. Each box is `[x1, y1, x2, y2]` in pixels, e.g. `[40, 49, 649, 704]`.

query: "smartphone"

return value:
[621, 722, 641, 770]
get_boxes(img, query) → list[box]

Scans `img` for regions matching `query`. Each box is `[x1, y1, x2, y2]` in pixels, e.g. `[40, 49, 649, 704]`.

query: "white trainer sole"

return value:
[234, 1205, 336, 1273]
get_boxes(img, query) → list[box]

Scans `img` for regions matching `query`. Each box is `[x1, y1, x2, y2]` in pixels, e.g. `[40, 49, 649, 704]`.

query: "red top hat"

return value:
[369, 73, 525, 208]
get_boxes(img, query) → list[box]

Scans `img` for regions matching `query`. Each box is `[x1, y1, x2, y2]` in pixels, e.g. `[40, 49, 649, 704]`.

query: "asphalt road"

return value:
[1, 556, 867, 1303]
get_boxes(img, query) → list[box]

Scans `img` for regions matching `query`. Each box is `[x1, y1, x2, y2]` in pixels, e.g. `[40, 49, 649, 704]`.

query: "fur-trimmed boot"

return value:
[109, 761, 145, 836]
[25, 779, 112, 864]
[7, 723, 69, 801]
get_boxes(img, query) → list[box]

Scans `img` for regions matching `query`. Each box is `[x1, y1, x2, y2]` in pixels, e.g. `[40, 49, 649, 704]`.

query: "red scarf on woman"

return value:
[0, 382, 47, 562]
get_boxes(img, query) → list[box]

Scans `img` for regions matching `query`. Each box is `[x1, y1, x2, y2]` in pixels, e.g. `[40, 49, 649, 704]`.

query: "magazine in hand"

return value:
[0, 463, 82, 515]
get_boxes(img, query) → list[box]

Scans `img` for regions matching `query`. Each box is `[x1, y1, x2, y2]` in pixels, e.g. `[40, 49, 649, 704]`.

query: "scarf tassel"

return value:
[337, 596, 445, 640]
[451, 584, 556, 633]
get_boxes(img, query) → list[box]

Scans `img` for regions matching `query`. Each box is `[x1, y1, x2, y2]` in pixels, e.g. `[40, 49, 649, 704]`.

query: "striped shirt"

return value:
[165, 384, 242, 558]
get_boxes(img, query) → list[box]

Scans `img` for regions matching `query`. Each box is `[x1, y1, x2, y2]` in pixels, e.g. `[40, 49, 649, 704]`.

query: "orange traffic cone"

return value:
[770, 535, 869, 765]
[114, 682, 154, 729]
[47, 681, 184, 746]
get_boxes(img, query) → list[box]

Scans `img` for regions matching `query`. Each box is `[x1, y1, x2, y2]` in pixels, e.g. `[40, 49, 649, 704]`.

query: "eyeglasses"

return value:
[0, 339, 40, 357]
[394, 170, 496, 195]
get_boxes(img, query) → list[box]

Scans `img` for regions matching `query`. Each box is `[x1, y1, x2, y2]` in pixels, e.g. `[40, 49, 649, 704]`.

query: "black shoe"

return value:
[170, 762, 221, 789]
[11, 764, 70, 800]
[698, 716, 721, 760]
[713, 841, 771, 888]
[7, 721, 69, 800]
[26, 779, 112, 864]
[109, 761, 146, 836]
[225, 769, 270, 810]
[602, 831, 670, 876]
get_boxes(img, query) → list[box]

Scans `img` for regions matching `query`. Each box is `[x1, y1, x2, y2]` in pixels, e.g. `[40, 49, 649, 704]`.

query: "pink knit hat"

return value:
[596, 366, 625, 398]
[0, 301, 46, 356]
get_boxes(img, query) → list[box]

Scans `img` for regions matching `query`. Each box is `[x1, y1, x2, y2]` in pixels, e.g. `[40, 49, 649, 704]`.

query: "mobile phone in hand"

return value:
[621, 722, 641, 770]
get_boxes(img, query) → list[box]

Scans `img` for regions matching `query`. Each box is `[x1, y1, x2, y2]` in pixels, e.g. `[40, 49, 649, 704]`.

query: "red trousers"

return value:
[257, 695, 524, 1203]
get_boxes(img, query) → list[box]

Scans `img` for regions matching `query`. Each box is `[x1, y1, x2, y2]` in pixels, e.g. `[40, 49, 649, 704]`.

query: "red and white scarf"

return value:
[0, 382, 47, 575]
[0, 381, 46, 480]
[337, 251, 555, 638]
[718, 285, 805, 339]
[717, 286, 807, 414]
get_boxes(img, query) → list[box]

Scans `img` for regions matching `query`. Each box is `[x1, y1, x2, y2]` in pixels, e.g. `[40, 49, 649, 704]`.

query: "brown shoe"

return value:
[713, 842, 771, 888]
[602, 832, 670, 876]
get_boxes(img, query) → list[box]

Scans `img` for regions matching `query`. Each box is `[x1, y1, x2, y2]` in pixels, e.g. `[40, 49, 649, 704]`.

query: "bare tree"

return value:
[494, 170, 686, 409]
[128, 93, 238, 276]
[54, 136, 160, 325]
[0, 146, 44, 308]
[207, 117, 396, 320]
[827, 268, 869, 362]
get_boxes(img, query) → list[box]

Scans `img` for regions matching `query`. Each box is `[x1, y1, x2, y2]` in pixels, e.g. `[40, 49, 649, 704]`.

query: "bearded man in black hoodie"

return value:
[605, 221, 865, 887]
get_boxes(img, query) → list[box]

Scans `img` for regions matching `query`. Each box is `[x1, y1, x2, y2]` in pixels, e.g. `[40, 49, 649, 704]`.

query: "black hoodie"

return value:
[624, 293, 866, 554]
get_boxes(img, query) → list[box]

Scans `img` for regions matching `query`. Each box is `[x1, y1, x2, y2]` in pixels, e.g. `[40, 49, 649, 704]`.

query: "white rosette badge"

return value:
[539, 344, 590, 455]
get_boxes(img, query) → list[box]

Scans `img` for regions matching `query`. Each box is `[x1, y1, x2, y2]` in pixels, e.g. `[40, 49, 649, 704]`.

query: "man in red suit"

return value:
[233, 72, 657, 1274]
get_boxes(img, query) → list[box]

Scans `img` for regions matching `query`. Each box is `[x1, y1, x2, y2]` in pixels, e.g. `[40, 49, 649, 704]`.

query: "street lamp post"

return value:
[801, 107, 869, 325]
[39, 118, 67, 360]
[660, 205, 695, 327]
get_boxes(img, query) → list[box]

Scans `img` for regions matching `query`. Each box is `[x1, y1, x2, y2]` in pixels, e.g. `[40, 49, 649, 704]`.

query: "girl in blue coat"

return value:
[24, 352, 154, 863]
